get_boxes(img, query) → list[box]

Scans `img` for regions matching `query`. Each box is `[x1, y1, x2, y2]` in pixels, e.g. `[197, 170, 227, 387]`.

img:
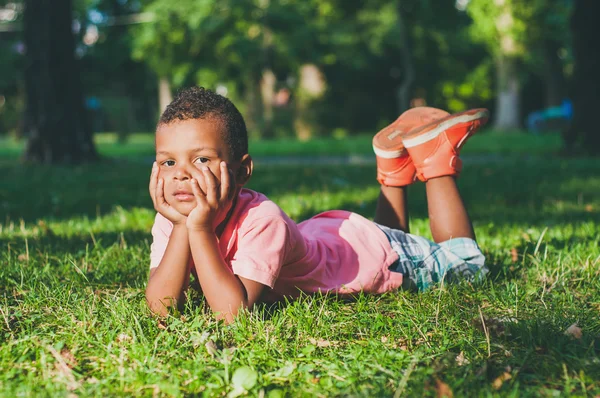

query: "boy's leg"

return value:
[402, 108, 489, 242]
[425, 176, 474, 242]
[394, 109, 489, 289]
[372, 107, 450, 232]
[375, 186, 409, 232]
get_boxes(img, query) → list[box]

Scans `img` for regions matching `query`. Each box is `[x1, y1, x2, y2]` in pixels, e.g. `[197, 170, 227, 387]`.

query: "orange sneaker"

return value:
[401, 108, 489, 181]
[373, 107, 450, 186]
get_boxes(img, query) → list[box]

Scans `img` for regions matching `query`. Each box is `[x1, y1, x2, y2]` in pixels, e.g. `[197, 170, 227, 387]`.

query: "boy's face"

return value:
[155, 118, 250, 216]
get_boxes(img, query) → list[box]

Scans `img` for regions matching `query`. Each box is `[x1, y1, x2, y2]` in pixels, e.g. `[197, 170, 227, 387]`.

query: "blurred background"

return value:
[0, 0, 597, 163]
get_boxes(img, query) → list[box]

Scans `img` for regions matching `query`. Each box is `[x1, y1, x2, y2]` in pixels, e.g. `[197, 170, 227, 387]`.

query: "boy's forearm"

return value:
[188, 229, 248, 323]
[145, 224, 191, 316]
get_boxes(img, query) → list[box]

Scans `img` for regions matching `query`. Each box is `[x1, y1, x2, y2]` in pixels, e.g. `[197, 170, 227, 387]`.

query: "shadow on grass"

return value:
[418, 318, 600, 394]
[471, 319, 598, 391]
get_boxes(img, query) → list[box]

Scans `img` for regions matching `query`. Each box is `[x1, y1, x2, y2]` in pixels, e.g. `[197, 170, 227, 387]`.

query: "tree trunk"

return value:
[260, 16, 275, 139]
[244, 76, 264, 139]
[260, 69, 276, 138]
[294, 64, 326, 141]
[158, 77, 173, 115]
[541, 39, 566, 108]
[23, 0, 98, 163]
[565, 0, 600, 155]
[493, 55, 520, 130]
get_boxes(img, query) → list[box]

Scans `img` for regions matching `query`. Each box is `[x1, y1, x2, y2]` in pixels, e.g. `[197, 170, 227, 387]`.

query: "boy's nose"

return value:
[174, 166, 191, 180]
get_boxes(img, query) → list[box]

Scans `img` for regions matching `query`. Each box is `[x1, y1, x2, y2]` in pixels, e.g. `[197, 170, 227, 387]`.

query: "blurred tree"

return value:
[0, 2, 24, 136]
[131, 0, 323, 138]
[467, 0, 572, 131]
[22, 0, 97, 163]
[467, 0, 527, 130]
[79, 0, 156, 140]
[131, 1, 231, 122]
[519, 0, 571, 109]
[566, 0, 599, 154]
[130, 0, 497, 138]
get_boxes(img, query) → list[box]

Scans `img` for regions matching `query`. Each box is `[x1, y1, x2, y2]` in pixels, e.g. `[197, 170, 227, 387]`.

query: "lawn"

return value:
[0, 132, 599, 396]
[0, 129, 563, 160]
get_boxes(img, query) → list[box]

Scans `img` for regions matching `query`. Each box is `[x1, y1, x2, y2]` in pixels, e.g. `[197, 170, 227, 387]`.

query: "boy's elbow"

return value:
[146, 299, 169, 317]
[214, 299, 250, 324]
[145, 288, 174, 317]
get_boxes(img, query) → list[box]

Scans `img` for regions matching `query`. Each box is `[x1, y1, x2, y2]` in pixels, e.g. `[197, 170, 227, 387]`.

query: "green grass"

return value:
[0, 129, 563, 160]
[0, 138, 599, 396]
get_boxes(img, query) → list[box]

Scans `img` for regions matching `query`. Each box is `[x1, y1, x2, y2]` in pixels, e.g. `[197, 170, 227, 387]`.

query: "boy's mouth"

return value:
[173, 189, 194, 202]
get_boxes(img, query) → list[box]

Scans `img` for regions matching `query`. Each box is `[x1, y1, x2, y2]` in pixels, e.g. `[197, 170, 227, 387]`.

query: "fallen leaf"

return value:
[17, 253, 28, 262]
[60, 348, 78, 368]
[455, 351, 469, 366]
[205, 341, 218, 357]
[308, 338, 334, 347]
[157, 320, 167, 330]
[585, 204, 594, 212]
[116, 333, 132, 343]
[492, 372, 512, 390]
[565, 323, 582, 339]
[510, 248, 518, 263]
[190, 331, 210, 349]
[435, 379, 453, 398]
[47, 345, 79, 391]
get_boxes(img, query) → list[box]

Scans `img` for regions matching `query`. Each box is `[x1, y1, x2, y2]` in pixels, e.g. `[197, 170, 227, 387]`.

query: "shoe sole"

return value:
[373, 107, 450, 158]
[402, 109, 489, 149]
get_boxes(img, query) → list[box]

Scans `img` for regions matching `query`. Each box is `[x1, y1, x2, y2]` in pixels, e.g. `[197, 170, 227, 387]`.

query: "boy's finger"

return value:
[156, 178, 168, 207]
[186, 165, 207, 195]
[219, 161, 231, 202]
[191, 178, 206, 204]
[202, 167, 218, 204]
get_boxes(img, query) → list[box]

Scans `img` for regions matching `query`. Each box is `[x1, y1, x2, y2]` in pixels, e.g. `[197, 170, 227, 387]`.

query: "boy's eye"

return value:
[162, 160, 175, 167]
[194, 157, 209, 164]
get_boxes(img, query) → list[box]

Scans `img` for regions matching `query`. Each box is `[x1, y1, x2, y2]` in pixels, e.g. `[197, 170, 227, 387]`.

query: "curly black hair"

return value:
[158, 87, 248, 161]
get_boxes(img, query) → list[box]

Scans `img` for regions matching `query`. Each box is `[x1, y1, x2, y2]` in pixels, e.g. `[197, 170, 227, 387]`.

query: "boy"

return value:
[145, 87, 488, 323]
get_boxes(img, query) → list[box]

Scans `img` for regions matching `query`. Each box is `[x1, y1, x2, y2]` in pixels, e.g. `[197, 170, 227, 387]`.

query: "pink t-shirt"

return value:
[150, 188, 402, 299]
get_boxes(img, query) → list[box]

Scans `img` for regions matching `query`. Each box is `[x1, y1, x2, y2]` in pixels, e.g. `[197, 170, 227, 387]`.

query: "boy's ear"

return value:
[236, 154, 253, 186]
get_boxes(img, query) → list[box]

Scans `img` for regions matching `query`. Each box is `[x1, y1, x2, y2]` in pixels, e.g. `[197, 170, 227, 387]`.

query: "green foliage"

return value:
[0, 139, 599, 395]
[131, 1, 218, 80]
[466, 0, 572, 65]
[127, 0, 495, 135]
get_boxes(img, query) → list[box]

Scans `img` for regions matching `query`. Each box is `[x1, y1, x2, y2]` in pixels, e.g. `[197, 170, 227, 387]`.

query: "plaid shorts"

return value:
[376, 223, 488, 291]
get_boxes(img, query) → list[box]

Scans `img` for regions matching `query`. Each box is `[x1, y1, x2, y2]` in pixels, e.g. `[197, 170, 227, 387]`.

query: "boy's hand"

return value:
[187, 161, 233, 232]
[149, 162, 187, 225]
